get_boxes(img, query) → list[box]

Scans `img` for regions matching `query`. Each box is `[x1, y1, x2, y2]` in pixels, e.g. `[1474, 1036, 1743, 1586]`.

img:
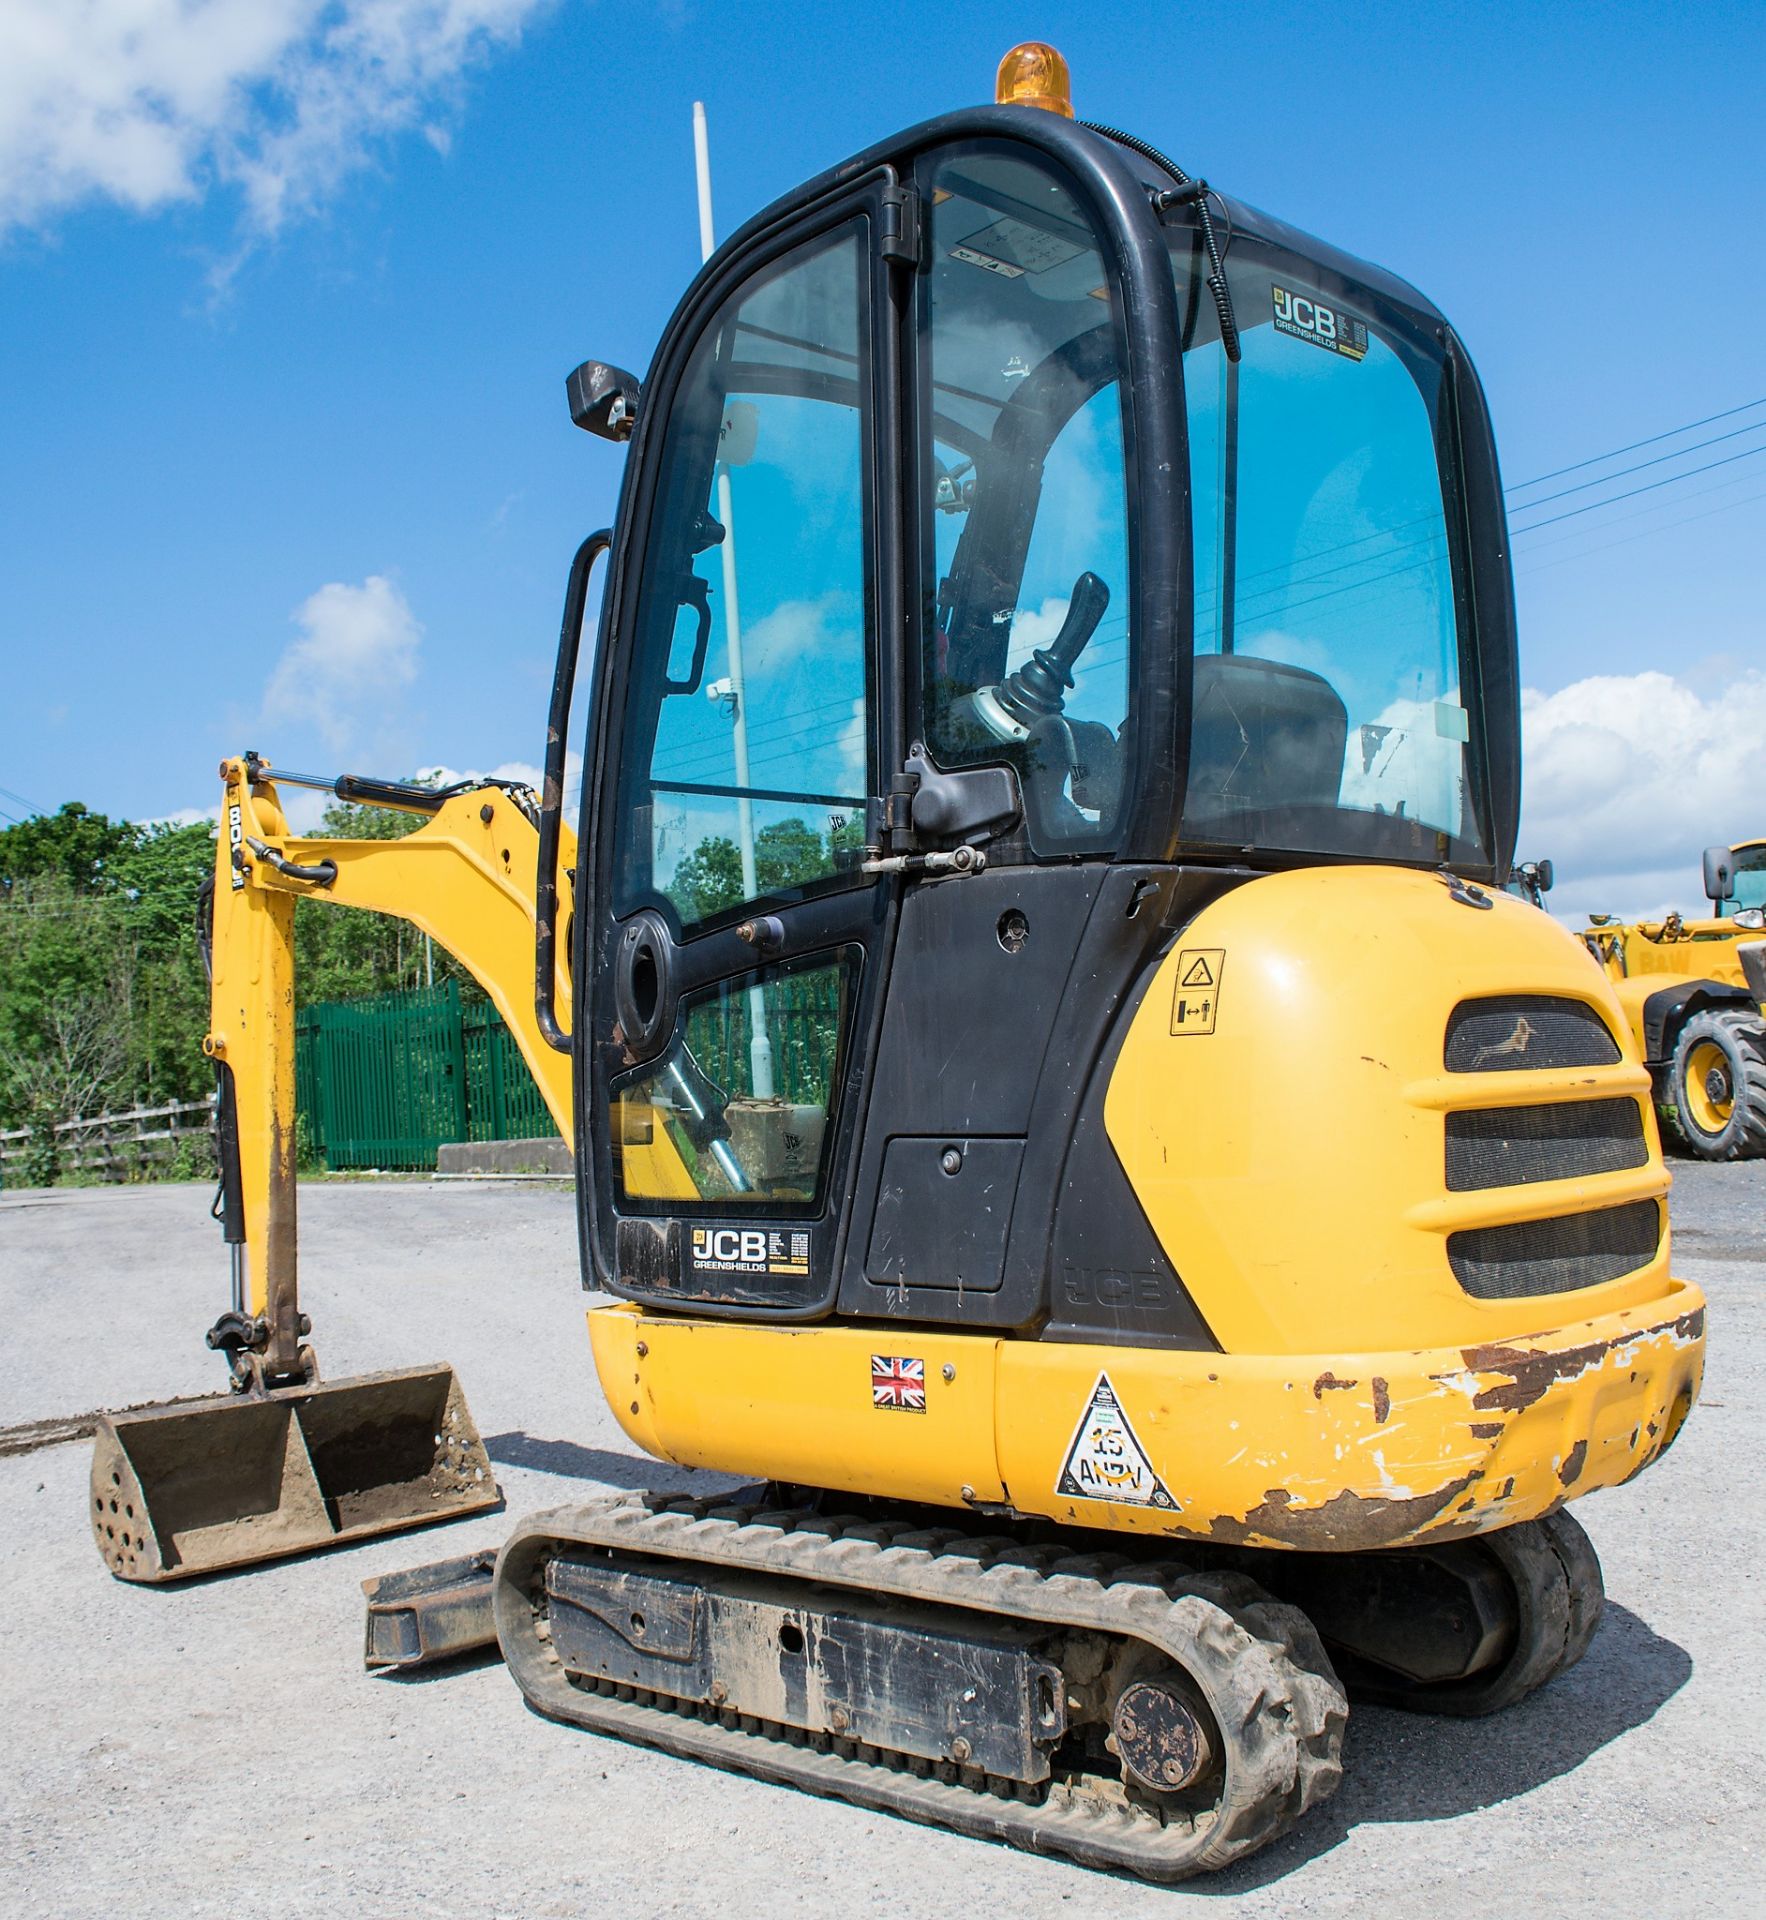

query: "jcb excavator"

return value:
[92, 45, 1706, 1881]
[1582, 840, 1766, 1160]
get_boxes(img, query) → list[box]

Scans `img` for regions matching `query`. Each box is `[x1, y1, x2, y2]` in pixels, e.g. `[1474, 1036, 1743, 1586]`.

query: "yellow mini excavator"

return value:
[94, 44, 1706, 1880]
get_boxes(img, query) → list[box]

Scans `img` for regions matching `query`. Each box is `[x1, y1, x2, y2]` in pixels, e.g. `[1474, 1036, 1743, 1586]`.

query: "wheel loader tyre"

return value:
[1664, 1008, 1766, 1161]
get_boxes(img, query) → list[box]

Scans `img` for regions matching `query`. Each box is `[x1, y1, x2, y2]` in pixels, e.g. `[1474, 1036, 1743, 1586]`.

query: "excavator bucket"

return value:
[89, 1365, 499, 1583]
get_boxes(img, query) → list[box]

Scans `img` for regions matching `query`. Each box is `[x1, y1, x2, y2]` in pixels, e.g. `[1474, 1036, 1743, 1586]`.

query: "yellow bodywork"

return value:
[593, 865, 1705, 1552]
[589, 1290, 1701, 1551]
[206, 758, 579, 1329]
[1107, 866, 1666, 1355]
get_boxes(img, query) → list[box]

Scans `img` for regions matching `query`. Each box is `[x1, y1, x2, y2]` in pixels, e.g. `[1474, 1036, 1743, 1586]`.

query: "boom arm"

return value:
[205, 755, 576, 1384]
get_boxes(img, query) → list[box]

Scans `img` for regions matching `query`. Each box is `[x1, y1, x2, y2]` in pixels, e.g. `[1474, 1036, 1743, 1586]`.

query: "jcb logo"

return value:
[691, 1228, 768, 1265]
[1273, 285, 1336, 342]
[1272, 284, 1367, 361]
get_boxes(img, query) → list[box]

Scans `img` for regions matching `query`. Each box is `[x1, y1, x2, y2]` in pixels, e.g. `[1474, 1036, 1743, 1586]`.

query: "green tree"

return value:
[666, 814, 864, 925]
[0, 779, 495, 1180]
[0, 813, 221, 1137]
[0, 802, 137, 894]
[668, 834, 744, 922]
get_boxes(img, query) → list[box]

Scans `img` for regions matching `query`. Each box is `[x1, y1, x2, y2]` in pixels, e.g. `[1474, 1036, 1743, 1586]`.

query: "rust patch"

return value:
[1312, 1372, 1357, 1398]
[1462, 1337, 1614, 1413]
[1558, 1439, 1588, 1487]
[1468, 1421, 1503, 1440]
[1371, 1378, 1390, 1424]
[1500, 1476, 1515, 1499]
[1462, 1306, 1703, 1416]
[1207, 1475, 1475, 1552]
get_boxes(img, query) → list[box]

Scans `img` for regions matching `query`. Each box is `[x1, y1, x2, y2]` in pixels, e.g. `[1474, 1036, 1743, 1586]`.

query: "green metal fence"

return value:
[296, 981, 559, 1170]
[684, 966, 847, 1107]
[463, 996, 558, 1141]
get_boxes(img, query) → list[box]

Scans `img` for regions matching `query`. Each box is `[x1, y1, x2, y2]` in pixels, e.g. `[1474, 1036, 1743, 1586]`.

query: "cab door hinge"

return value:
[880, 184, 922, 267]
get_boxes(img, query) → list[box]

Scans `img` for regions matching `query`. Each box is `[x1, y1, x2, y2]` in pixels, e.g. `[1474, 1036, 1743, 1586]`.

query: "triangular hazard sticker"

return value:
[1180, 954, 1214, 987]
[1056, 1373, 1177, 1509]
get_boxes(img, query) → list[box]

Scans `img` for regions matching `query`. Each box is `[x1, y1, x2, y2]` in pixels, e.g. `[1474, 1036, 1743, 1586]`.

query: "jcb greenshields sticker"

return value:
[1272, 284, 1368, 361]
[1057, 1373, 1176, 1509]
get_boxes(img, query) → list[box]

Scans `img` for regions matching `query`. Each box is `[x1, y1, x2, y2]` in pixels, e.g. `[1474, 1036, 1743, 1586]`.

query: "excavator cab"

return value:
[573, 107, 1518, 1325]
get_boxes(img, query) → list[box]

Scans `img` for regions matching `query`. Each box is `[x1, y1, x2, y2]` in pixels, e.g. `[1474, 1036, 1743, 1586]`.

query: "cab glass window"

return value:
[919, 152, 1132, 854]
[613, 951, 858, 1213]
[1726, 846, 1766, 915]
[1174, 228, 1486, 867]
[615, 230, 872, 932]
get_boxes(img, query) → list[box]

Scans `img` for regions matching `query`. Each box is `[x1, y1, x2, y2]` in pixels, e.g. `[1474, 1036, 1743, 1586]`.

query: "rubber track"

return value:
[495, 1494, 1347, 1881]
[1350, 1511, 1606, 1717]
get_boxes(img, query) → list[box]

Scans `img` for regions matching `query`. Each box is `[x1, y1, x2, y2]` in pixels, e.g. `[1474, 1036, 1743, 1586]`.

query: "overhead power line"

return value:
[1511, 440, 1766, 535]
[1506, 395, 1766, 493]
[1507, 417, 1766, 512]
[1518, 483, 1766, 583]
[0, 781, 46, 818]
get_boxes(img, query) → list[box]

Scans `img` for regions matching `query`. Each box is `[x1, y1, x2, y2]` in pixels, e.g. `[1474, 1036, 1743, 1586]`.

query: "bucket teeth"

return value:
[90, 1365, 501, 1583]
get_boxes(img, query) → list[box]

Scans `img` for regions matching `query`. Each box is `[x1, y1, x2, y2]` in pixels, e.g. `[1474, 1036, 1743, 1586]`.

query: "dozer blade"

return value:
[363, 1548, 499, 1670]
[89, 1364, 501, 1583]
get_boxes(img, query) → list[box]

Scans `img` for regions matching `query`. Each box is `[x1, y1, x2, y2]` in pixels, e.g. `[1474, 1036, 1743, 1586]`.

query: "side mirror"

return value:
[1534, 858, 1554, 894]
[1702, 844, 1735, 908]
[567, 360, 642, 441]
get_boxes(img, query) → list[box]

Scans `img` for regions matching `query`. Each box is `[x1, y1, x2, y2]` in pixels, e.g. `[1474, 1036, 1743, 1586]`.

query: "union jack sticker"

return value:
[871, 1354, 926, 1413]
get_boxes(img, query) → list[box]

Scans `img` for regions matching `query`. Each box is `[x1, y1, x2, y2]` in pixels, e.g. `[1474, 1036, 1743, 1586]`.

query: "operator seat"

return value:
[1185, 653, 1349, 835]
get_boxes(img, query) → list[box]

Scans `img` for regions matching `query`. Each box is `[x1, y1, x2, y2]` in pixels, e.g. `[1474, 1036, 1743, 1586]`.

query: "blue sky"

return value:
[2, 0, 1762, 917]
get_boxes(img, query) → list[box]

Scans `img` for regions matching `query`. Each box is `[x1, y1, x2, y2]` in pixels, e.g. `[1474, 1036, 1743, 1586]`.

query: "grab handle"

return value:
[536, 529, 612, 1054]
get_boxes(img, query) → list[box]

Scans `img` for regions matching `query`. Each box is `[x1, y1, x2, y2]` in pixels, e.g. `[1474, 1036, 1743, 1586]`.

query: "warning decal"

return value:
[950, 216, 1084, 280]
[1170, 948, 1224, 1036]
[1056, 1373, 1176, 1509]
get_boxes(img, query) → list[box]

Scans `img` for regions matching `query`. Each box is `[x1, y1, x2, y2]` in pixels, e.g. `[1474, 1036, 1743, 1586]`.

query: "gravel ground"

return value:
[1, 1169, 1760, 1917]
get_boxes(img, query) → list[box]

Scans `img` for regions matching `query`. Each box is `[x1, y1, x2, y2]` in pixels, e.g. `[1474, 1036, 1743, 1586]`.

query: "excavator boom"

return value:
[92, 755, 580, 1582]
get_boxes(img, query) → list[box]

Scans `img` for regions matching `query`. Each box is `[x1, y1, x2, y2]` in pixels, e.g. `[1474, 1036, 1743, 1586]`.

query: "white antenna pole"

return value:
[692, 102, 716, 262]
[693, 100, 775, 1102]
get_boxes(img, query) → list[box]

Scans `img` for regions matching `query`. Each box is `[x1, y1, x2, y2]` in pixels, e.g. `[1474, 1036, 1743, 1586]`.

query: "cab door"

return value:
[578, 190, 902, 1316]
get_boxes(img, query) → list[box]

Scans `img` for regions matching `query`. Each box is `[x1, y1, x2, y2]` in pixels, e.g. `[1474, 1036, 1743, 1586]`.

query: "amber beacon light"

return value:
[994, 41, 1075, 117]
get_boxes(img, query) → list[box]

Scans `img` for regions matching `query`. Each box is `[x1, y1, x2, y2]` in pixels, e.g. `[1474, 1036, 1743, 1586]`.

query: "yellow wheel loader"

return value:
[94, 44, 1706, 1881]
[1582, 839, 1766, 1160]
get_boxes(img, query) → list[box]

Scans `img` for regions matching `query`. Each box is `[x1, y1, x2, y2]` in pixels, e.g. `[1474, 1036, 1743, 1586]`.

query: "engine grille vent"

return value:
[1448, 1201, 1660, 1300]
[1446, 1099, 1647, 1192]
[1445, 996, 1620, 1073]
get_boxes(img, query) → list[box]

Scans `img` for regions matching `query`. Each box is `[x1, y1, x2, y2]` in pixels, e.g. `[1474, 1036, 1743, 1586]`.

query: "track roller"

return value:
[495, 1493, 1346, 1882]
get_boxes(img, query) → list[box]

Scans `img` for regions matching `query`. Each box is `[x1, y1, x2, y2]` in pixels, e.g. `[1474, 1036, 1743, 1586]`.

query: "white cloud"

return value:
[1004, 595, 1069, 659]
[835, 696, 865, 792]
[417, 752, 582, 813]
[262, 573, 421, 751]
[140, 803, 220, 828]
[742, 593, 856, 678]
[1519, 668, 1766, 921]
[0, 1, 548, 259]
